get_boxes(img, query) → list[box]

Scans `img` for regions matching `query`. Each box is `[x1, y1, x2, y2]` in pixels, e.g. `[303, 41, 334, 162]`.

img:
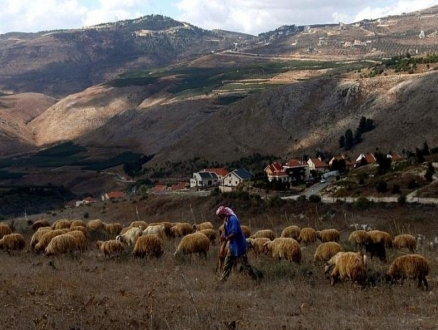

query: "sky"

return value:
[1, 0, 437, 36]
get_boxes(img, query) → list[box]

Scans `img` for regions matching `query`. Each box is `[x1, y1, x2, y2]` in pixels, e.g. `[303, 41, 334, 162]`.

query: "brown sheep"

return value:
[132, 234, 164, 259]
[0, 223, 13, 239]
[30, 227, 53, 249]
[68, 230, 88, 252]
[116, 227, 143, 247]
[251, 229, 276, 240]
[96, 240, 125, 257]
[368, 230, 392, 248]
[70, 219, 87, 228]
[170, 222, 194, 238]
[263, 237, 301, 264]
[348, 230, 370, 248]
[149, 221, 174, 239]
[280, 225, 301, 239]
[246, 237, 271, 258]
[192, 221, 214, 231]
[314, 242, 343, 263]
[51, 219, 71, 230]
[393, 234, 416, 253]
[30, 219, 51, 231]
[386, 254, 430, 290]
[324, 251, 367, 286]
[45, 234, 77, 256]
[174, 232, 210, 259]
[316, 229, 341, 243]
[104, 222, 123, 237]
[298, 227, 317, 244]
[69, 225, 88, 237]
[0, 233, 26, 251]
[34, 229, 69, 252]
[86, 219, 105, 232]
[198, 228, 218, 246]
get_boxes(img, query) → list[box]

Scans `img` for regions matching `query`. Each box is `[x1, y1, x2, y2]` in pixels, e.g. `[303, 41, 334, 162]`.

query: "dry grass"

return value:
[2, 200, 438, 330]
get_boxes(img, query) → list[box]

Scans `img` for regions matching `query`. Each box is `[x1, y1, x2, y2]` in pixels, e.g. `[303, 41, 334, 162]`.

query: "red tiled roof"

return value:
[83, 196, 96, 203]
[171, 182, 187, 191]
[286, 159, 306, 167]
[203, 168, 229, 177]
[153, 185, 167, 193]
[107, 191, 126, 199]
[310, 158, 329, 168]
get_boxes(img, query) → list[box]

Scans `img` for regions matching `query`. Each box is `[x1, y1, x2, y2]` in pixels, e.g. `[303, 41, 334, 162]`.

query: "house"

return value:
[355, 153, 376, 167]
[151, 184, 168, 194]
[307, 158, 330, 172]
[190, 171, 219, 188]
[284, 159, 310, 182]
[82, 196, 96, 204]
[220, 168, 253, 192]
[264, 162, 289, 182]
[329, 155, 355, 170]
[202, 168, 229, 181]
[171, 182, 188, 191]
[101, 191, 126, 201]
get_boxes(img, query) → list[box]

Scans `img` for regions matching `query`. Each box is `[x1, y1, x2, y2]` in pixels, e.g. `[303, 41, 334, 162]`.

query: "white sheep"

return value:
[174, 232, 210, 259]
[116, 227, 143, 247]
[143, 224, 166, 240]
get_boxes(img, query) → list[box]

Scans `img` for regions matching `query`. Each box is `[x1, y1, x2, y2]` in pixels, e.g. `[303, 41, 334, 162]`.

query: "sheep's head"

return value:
[324, 263, 333, 275]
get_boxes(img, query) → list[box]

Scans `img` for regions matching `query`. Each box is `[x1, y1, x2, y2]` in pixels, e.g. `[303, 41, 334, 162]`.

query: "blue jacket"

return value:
[224, 214, 247, 257]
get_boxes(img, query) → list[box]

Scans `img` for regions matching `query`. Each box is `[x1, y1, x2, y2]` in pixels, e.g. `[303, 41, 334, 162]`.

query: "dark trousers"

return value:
[220, 251, 261, 282]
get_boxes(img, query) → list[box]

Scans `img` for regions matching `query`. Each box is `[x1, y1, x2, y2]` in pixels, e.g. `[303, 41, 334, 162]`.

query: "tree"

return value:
[424, 163, 435, 182]
[344, 129, 354, 150]
[374, 151, 391, 174]
[354, 129, 362, 144]
[423, 141, 430, 156]
[339, 136, 345, 149]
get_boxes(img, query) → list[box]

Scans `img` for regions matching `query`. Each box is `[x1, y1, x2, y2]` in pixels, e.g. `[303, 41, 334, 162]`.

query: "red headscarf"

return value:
[216, 206, 235, 217]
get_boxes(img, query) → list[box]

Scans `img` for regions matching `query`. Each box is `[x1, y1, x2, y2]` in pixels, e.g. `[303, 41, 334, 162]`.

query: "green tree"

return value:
[424, 163, 435, 182]
[344, 129, 354, 150]
[339, 135, 345, 149]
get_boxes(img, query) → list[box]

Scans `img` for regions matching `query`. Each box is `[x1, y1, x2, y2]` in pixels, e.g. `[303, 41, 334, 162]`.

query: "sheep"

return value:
[263, 237, 301, 264]
[192, 221, 214, 231]
[132, 234, 164, 259]
[149, 221, 173, 239]
[0, 233, 26, 251]
[68, 230, 88, 252]
[51, 219, 71, 230]
[102, 222, 122, 237]
[96, 240, 125, 257]
[365, 240, 387, 263]
[0, 223, 12, 239]
[170, 222, 194, 238]
[143, 224, 166, 240]
[45, 233, 77, 256]
[70, 219, 87, 228]
[69, 225, 88, 237]
[174, 232, 210, 259]
[348, 230, 370, 248]
[393, 234, 416, 253]
[246, 237, 271, 258]
[198, 228, 218, 246]
[30, 227, 53, 249]
[386, 254, 430, 290]
[324, 251, 367, 286]
[297, 227, 317, 244]
[34, 229, 70, 252]
[87, 218, 106, 232]
[316, 229, 341, 243]
[250, 229, 276, 240]
[280, 225, 301, 239]
[313, 242, 343, 263]
[368, 230, 392, 248]
[116, 227, 143, 247]
[30, 219, 51, 231]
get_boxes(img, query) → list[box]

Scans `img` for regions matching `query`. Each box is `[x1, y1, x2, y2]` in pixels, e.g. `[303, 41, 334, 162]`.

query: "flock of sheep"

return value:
[0, 218, 432, 289]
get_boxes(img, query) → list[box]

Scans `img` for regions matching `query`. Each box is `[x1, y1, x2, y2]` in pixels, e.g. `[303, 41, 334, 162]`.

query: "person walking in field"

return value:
[216, 206, 262, 283]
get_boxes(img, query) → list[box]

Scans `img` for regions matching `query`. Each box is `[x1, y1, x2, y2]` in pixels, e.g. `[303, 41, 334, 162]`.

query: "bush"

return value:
[354, 197, 371, 210]
[398, 195, 407, 205]
[308, 195, 321, 203]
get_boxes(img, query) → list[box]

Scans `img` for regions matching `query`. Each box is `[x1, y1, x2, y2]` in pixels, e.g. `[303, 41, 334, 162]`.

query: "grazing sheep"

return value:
[0, 223, 13, 239]
[198, 228, 218, 246]
[280, 225, 301, 239]
[149, 222, 174, 239]
[70, 219, 87, 228]
[251, 229, 276, 240]
[129, 221, 148, 230]
[324, 251, 367, 286]
[174, 232, 210, 259]
[69, 225, 88, 237]
[316, 229, 341, 243]
[298, 227, 317, 244]
[0, 233, 26, 251]
[170, 222, 194, 238]
[246, 237, 271, 258]
[263, 238, 301, 264]
[51, 219, 71, 230]
[96, 240, 125, 257]
[192, 221, 214, 231]
[393, 234, 416, 253]
[386, 254, 430, 290]
[348, 230, 370, 248]
[30, 219, 51, 231]
[368, 230, 392, 248]
[30, 227, 53, 249]
[35, 229, 69, 252]
[143, 224, 166, 240]
[365, 241, 387, 263]
[68, 230, 88, 252]
[86, 219, 105, 232]
[132, 234, 164, 259]
[45, 233, 77, 256]
[116, 227, 143, 247]
[314, 242, 343, 263]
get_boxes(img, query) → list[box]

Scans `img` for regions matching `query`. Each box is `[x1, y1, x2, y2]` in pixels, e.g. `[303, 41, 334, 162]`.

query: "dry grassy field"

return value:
[1, 196, 438, 330]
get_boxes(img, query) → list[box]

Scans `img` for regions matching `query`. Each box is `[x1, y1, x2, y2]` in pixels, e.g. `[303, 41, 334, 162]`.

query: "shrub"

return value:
[354, 197, 371, 210]
[308, 194, 321, 203]
[398, 195, 407, 205]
